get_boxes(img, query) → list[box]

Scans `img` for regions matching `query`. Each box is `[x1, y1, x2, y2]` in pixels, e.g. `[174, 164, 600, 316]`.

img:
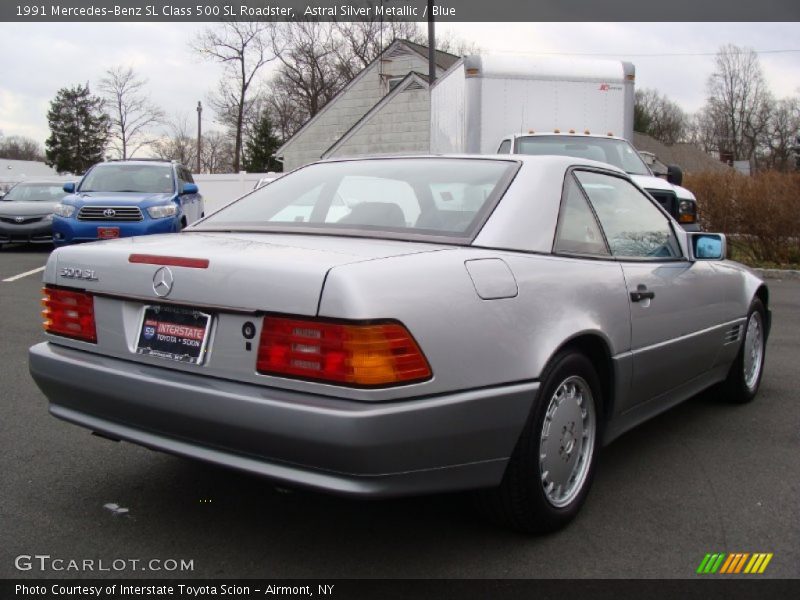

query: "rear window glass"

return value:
[197, 158, 518, 240]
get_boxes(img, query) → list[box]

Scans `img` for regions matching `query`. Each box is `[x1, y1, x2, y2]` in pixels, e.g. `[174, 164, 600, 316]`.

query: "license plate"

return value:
[98, 227, 120, 239]
[136, 305, 211, 365]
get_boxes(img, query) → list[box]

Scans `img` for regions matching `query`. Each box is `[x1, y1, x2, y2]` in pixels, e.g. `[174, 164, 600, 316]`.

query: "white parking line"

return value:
[2, 266, 45, 282]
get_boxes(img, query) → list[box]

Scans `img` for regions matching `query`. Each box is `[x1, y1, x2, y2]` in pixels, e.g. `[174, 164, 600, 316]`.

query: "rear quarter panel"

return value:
[319, 248, 631, 400]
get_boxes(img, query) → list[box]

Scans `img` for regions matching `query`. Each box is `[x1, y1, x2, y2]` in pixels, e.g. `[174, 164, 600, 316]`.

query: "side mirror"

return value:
[63, 182, 76, 193]
[666, 165, 683, 186]
[689, 233, 726, 261]
[181, 183, 199, 195]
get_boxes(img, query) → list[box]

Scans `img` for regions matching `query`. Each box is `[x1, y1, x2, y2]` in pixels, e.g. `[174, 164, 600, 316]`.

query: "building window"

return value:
[387, 76, 405, 92]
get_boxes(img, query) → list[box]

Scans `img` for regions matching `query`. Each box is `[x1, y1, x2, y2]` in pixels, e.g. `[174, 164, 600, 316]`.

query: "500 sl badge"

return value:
[59, 267, 98, 281]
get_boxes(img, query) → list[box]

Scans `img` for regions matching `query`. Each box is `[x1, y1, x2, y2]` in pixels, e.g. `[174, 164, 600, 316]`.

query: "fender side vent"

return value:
[724, 324, 743, 345]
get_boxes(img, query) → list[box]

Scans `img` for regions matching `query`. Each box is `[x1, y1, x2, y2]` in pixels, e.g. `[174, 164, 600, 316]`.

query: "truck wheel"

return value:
[477, 350, 601, 533]
[721, 298, 767, 404]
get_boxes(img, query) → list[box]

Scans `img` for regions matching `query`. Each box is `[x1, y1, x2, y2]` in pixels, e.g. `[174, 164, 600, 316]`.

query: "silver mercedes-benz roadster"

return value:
[29, 155, 770, 533]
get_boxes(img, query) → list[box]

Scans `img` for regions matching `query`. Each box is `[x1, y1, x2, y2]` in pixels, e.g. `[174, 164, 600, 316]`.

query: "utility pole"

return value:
[196, 101, 202, 173]
[427, 0, 436, 84]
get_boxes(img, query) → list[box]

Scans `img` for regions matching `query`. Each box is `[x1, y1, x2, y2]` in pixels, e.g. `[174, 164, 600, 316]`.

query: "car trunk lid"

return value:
[47, 231, 448, 315]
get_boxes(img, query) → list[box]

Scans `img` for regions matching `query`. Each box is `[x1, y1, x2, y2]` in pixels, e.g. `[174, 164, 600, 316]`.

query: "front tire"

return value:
[478, 351, 601, 533]
[722, 298, 767, 404]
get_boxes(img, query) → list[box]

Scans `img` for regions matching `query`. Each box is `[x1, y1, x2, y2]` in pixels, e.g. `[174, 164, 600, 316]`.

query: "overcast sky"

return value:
[0, 22, 798, 150]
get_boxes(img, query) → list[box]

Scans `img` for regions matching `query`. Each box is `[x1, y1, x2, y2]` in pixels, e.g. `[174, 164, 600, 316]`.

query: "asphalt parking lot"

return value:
[1, 244, 798, 579]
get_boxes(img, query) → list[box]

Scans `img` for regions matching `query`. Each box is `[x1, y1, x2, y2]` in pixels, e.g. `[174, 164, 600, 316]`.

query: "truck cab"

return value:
[496, 132, 699, 231]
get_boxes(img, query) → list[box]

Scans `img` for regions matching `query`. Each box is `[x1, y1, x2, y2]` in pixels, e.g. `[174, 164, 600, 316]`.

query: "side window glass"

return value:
[554, 175, 609, 256]
[497, 140, 511, 154]
[574, 171, 681, 259]
[178, 167, 191, 188]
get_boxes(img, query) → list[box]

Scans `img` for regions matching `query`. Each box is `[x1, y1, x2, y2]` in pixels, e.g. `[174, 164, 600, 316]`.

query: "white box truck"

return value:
[430, 54, 699, 230]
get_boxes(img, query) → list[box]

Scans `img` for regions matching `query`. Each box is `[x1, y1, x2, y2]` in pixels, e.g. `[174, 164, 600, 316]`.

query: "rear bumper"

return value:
[29, 342, 537, 497]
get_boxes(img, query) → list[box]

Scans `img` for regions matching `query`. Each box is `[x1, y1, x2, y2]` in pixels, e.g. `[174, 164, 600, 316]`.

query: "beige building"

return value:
[274, 40, 458, 172]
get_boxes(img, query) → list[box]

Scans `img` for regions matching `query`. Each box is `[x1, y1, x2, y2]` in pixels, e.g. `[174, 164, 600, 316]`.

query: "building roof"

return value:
[633, 132, 731, 174]
[274, 39, 459, 159]
[400, 39, 460, 71]
[321, 72, 430, 159]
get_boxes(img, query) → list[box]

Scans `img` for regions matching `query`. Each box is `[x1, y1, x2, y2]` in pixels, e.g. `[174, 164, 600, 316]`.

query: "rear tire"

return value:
[477, 351, 601, 533]
[721, 298, 767, 404]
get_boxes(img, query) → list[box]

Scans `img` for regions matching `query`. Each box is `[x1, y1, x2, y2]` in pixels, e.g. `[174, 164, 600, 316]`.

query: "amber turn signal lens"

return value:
[257, 316, 432, 387]
[42, 286, 97, 343]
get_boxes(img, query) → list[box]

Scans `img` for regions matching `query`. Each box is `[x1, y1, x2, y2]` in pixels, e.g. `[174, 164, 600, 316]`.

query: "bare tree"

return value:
[200, 130, 235, 174]
[205, 77, 261, 166]
[704, 44, 773, 163]
[263, 20, 478, 140]
[264, 84, 306, 142]
[332, 18, 424, 80]
[686, 108, 722, 154]
[433, 29, 482, 57]
[270, 21, 344, 121]
[192, 21, 278, 172]
[761, 97, 800, 171]
[151, 113, 196, 167]
[99, 66, 164, 159]
[332, 20, 478, 81]
[634, 88, 688, 145]
[0, 135, 45, 161]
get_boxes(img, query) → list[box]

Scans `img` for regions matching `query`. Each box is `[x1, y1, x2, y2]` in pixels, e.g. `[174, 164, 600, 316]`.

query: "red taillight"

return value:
[257, 316, 432, 387]
[42, 286, 97, 343]
[129, 254, 210, 269]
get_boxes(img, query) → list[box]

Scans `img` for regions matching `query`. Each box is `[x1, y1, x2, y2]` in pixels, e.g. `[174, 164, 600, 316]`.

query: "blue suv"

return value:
[53, 159, 204, 246]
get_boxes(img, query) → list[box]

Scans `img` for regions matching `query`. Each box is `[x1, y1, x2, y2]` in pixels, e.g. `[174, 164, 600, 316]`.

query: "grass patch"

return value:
[728, 238, 800, 270]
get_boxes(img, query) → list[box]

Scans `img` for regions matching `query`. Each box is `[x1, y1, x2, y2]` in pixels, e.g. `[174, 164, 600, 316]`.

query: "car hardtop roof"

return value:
[309, 153, 627, 176]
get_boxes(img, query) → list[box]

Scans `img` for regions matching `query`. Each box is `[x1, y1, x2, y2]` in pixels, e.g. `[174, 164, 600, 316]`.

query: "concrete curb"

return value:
[751, 268, 800, 280]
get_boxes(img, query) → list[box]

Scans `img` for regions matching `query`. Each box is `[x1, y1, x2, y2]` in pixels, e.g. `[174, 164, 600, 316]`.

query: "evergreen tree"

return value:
[45, 84, 110, 174]
[243, 113, 282, 172]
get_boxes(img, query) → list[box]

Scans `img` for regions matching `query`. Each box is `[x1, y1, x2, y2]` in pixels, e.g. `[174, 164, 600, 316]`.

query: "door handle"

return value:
[630, 285, 655, 302]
